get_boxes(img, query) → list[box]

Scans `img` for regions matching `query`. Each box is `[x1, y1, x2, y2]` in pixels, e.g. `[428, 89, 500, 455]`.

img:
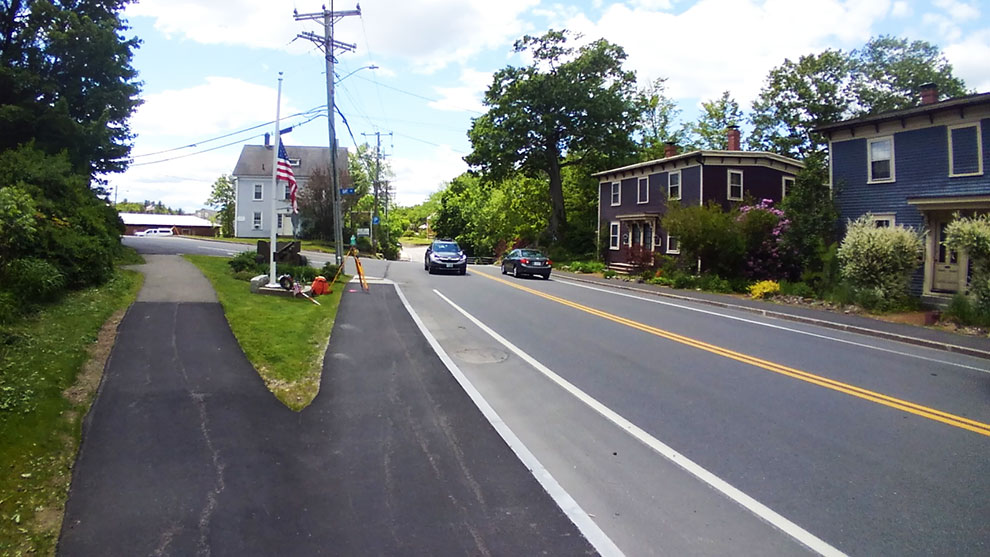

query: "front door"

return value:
[933, 221, 959, 292]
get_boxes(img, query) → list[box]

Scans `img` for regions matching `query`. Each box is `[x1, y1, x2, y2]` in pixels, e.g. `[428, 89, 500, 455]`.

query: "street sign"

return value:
[340, 188, 355, 195]
[372, 216, 380, 225]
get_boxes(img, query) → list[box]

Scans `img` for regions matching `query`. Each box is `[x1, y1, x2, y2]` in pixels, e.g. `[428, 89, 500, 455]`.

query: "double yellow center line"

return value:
[477, 272, 990, 437]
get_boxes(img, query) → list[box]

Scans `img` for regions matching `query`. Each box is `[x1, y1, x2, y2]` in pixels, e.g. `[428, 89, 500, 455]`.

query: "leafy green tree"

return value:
[851, 35, 968, 114]
[685, 91, 744, 150]
[749, 49, 852, 158]
[0, 0, 142, 181]
[750, 36, 968, 158]
[114, 200, 144, 213]
[661, 202, 744, 277]
[432, 173, 474, 250]
[780, 153, 839, 274]
[0, 185, 38, 266]
[298, 164, 336, 241]
[466, 29, 640, 244]
[205, 175, 235, 237]
[636, 77, 685, 158]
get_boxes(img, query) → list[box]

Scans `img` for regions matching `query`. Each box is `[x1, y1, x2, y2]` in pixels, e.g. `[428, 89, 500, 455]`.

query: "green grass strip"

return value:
[0, 270, 142, 555]
[184, 255, 346, 411]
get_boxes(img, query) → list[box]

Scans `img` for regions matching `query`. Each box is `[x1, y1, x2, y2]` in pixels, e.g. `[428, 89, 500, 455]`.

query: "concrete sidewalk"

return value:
[553, 270, 990, 360]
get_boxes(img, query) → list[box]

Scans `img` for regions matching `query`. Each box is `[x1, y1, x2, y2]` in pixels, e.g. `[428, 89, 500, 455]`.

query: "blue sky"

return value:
[109, 0, 990, 212]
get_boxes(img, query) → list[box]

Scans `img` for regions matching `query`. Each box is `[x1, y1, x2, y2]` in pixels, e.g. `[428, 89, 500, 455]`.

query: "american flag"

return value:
[277, 140, 298, 214]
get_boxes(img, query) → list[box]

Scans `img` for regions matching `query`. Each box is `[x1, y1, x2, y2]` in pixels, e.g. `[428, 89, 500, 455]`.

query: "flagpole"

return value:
[268, 73, 283, 287]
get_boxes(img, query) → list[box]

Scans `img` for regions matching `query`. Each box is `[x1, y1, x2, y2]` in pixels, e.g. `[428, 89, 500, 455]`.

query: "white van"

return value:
[135, 228, 174, 237]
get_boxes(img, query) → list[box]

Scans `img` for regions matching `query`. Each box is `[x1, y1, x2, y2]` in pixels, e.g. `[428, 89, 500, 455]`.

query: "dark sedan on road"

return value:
[425, 240, 467, 274]
[501, 249, 551, 279]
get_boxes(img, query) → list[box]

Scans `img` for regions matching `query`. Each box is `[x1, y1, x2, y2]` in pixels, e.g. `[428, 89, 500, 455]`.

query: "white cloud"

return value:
[944, 30, 990, 93]
[891, 1, 912, 17]
[128, 0, 541, 72]
[132, 77, 297, 139]
[390, 145, 467, 206]
[428, 69, 490, 113]
[559, 0, 892, 108]
[933, 0, 981, 20]
[922, 12, 963, 42]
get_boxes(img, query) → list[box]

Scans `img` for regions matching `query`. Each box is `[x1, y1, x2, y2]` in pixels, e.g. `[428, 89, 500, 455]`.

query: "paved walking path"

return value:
[59, 256, 593, 555]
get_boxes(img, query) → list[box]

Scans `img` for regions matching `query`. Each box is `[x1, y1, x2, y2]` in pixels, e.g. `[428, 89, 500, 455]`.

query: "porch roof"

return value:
[614, 212, 662, 220]
[907, 195, 990, 211]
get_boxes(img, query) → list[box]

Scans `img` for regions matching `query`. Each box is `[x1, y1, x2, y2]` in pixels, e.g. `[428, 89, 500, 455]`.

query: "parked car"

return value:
[501, 249, 551, 279]
[134, 228, 173, 237]
[425, 240, 467, 274]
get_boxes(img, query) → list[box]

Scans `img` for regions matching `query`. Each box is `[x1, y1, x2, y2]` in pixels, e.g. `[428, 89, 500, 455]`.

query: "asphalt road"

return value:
[101, 238, 990, 555]
[387, 258, 990, 555]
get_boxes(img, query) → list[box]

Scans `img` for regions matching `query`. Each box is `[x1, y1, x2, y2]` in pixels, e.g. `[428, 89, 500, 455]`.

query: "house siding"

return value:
[833, 119, 990, 232]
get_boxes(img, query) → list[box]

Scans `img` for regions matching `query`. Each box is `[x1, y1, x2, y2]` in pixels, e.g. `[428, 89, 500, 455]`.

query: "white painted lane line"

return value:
[433, 288, 845, 557]
[555, 278, 990, 374]
[394, 285, 624, 557]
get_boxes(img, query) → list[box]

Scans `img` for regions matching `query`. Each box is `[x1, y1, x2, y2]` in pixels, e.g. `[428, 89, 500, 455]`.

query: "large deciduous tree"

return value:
[0, 0, 142, 181]
[205, 175, 235, 237]
[466, 29, 640, 244]
[749, 36, 968, 158]
[636, 77, 684, 158]
[686, 91, 744, 150]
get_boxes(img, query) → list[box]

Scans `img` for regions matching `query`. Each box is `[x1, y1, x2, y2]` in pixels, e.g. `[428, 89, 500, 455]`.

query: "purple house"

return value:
[593, 128, 804, 271]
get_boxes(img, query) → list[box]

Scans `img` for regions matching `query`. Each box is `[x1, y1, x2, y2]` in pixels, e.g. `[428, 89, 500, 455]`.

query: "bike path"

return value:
[59, 256, 594, 555]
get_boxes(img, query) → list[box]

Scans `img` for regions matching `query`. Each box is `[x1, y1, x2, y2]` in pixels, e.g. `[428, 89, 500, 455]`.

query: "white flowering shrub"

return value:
[945, 213, 990, 313]
[837, 215, 923, 307]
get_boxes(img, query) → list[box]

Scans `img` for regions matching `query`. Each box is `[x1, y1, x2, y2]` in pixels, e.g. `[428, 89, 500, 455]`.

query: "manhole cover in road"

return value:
[453, 347, 509, 364]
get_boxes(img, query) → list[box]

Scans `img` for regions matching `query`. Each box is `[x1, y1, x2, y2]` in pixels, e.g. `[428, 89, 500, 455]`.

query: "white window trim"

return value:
[252, 211, 262, 230]
[608, 221, 620, 250]
[727, 170, 743, 201]
[283, 184, 292, 200]
[253, 183, 264, 201]
[668, 170, 681, 201]
[867, 213, 896, 228]
[948, 122, 984, 178]
[867, 136, 895, 183]
[610, 182, 621, 206]
[666, 234, 680, 255]
[782, 176, 795, 199]
[637, 177, 649, 204]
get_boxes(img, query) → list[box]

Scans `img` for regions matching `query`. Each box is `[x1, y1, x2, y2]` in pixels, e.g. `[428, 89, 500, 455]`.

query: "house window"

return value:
[666, 234, 680, 254]
[252, 212, 262, 229]
[727, 170, 743, 201]
[289, 158, 301, 167]
[668, 171, 681, 201]
[868, 136, 894, 182]
[868, 213, 895, 228]
[637, 177, 649, 204]
[782, 176, 795, 199]
[254, 184, 263, 200]
[609, 222, 620, 250]
[277, 214, 284, 229]
[284, 184, 291, 200]
[949, 123, 983, 177]
[611, 182, 621, 206]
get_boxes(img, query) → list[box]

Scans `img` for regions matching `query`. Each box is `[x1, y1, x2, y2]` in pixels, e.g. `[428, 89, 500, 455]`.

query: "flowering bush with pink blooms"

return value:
[737, 199, 799, 280]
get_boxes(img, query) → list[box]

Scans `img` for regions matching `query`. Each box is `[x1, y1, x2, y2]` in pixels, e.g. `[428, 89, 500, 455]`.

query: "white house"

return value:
[231, 137, 347, 238]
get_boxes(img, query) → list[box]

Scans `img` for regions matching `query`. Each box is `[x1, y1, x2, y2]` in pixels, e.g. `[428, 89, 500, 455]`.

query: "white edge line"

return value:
[555, 278, 990, 374]
[432, 288, 846, 557]
[391, 284, 625, 557]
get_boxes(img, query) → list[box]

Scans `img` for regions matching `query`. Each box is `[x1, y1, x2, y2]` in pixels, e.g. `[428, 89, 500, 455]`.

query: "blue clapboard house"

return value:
[815, 84, 990, 299]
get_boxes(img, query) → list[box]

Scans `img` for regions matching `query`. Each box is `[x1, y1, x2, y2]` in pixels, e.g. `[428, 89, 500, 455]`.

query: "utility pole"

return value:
[360, 131, 392, 252]
[294, 2, 360, 265]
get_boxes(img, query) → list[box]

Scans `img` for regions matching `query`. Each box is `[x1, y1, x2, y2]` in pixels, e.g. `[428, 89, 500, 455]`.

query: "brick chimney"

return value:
[664, 142, 678, 158]
[920, 83, 938, 105]
[727, 125, 741, 151]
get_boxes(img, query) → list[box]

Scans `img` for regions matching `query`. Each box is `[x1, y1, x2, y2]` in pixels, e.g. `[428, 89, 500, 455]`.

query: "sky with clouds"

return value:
[109, 0, 990, 212]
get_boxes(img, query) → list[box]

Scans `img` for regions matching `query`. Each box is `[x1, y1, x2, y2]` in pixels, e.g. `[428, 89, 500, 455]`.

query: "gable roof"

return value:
[231, 144, 346, 177]
[592, 149, 803, 179]
[813, 92, 990, 135]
